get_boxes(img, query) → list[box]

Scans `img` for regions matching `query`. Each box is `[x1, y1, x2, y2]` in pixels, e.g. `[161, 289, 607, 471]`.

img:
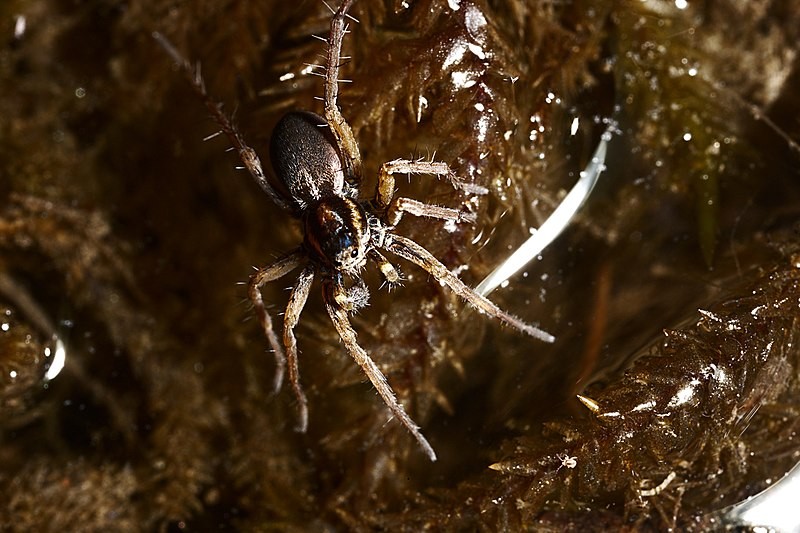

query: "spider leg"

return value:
[387, 196, 477, 227]
[385, 234, 556, 343]
[374, 158, 455, 210]
[374, 159, 477, 226]
[324, 0, 363, 189]
[368, 249, 401, 287]
[284, 265, 315, 432]
[248, 249, 306, 394]
[331, 273, 370, 312]
[153, 32, 292, 212]
[322, 277, 437, 461]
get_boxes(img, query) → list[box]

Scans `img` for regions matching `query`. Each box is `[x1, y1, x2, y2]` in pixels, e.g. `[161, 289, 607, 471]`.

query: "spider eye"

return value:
[350, 248, 359, 259]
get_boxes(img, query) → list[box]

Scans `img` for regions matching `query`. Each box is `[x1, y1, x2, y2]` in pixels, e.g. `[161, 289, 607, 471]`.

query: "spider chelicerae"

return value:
[155, 0, 553, 461]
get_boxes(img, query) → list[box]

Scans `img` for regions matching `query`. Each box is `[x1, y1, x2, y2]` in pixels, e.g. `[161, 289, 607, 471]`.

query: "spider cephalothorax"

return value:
[156, 0, 553, 461]
[303, 196, 370, 271]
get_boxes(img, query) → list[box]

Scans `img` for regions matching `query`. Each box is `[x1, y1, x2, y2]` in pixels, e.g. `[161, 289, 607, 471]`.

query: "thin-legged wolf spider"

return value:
[155, 0, 553, 461]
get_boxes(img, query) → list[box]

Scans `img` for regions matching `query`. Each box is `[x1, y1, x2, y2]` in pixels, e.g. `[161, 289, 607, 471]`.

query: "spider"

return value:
[154, 0, 554, 461]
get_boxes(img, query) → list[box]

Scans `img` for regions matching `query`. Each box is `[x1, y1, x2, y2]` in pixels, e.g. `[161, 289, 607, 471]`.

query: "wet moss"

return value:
[1, 0, 799, 530]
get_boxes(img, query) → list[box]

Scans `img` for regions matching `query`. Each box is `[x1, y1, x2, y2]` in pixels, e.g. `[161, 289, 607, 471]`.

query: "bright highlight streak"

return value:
[14, 15, 26, 39]
[475, 131, 610, 296]
[724, 461, 800, 531]
[44, 337, 66, 381]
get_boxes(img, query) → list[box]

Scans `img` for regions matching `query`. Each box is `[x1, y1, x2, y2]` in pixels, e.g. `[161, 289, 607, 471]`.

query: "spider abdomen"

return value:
[269, 111, 346, 209]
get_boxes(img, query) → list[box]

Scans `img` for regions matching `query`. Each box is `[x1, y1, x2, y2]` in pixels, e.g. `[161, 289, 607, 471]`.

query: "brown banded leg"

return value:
[322, 277, 437, 461]
[387, 196, 477, 227]
[284, 265, 315, 432]
[368, 249, 401, 287]
[324, 0, 363, 188]
[248, 249, 306, 393]
[385, 234, 555, 343]
[374, 158, 455, 210]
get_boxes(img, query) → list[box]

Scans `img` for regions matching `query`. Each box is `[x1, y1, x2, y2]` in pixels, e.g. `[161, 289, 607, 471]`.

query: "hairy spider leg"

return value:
[152, 32, 292, 212]
[322, 277, 438, 461]
[324, 0, 363, 189]
[385, 234, 556, 343]
[374, 159, 454, 210]
[373, 159, 477, 226]
[248, 250, 305, 394]
[367, 249, 401, 287]
[283, 265, 315, 432]
[389, 197, 477, 227]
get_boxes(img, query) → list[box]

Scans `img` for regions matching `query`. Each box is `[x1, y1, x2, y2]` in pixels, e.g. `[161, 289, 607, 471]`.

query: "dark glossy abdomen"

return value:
[269, 111, 345, 210]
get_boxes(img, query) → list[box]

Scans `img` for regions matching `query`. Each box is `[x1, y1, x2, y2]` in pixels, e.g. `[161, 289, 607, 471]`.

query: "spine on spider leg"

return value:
[152, 32, 292, 211]
[324, 0, 357, 113]
[322, 0, 363, 185]
[283, 265, 315, 433]
[385, 234, 555, 343]
[152, 32, 238, 141]
[247, 249, 306, 396]
[323, 282, 438, 461]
